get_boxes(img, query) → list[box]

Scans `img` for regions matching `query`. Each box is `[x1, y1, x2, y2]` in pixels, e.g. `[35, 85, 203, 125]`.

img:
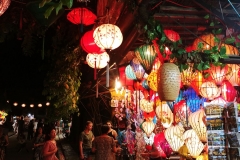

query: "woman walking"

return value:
[42, 128, 58, 160]
[79, 121, 94, 160]
[92, 124, 117, 160]
[33, 127, 45, 160]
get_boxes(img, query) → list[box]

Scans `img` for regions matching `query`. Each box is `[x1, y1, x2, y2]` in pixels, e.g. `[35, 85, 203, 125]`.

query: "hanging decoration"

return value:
[86, 52, 109, 69]
[220, 80, 237, 102]
[199, 81, 221, 100]
[178, 144, 191, 159]
[157, 63, 181, 101]
[209, 64, 228, 86]
[142, 120, 155, 136]
[152, 57, 161, 71]
[0, 0, 11, 16]
[164, 125, 185, 152]
[140, 99, 154, 113]
[188, 108, 207, 142]
[130, 58, 145, 80]
[154, 132, 172, 158]
[192, 33, 215, 50]
[221, 43, 239, 55]
[67, 7, 97, 25]
[80, 30, 105, 54]
[118, 66, 134, 87]
[181, 63, 197, 87]
[155, 101, 173, 128]
[163, 29, 180, 42]
[143, 132, 155, 146]
[147, 71, 158, 91]
[190, 71, 205, 95]
[134, 45, 157, 73]
[173, 100, 192, 127]
[226, 64, 240, 86]
[125, 65, 137, 80]
[185, 136, 205, 158]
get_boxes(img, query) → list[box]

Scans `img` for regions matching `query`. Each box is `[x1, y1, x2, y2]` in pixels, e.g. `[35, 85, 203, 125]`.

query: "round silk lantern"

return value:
[142, 120, 155, 136]
[211, 96, 227, 104]
[81, 30, 104, 54]
[86, 52, 109, 69]
[67, 8, 97, 25]
[209, 64, 228, 86]
[226, 64, 240, 86]
[155, 101, 173, 128]
[135, 45, 157, 73]
[0, 0, 11, 16]
[188, 108, 207, 142]
[192, 33, 215, 50]
[118, 66, 134, 87]
[93, 24, 123, 50]
[183, 129, 200, 141]
[130, 58, 145, 80]
[163, 29, 180, 42]
[221, 43, 239, 55]
[173, 100, 192, 127]
[181, 64, 197, 86]
[190, 71, 205, 95]
[140, 99, 154, 113]
[164, 125, 185, 151]
[185, 138, 204, 158]
[220, 80, 237, 102]
[157, 63, 181, 101]
[147, 71, 158, 91]
[154, 132, 172, 158]
[199, 81, 221, 100]
[125, 65, 137, 80]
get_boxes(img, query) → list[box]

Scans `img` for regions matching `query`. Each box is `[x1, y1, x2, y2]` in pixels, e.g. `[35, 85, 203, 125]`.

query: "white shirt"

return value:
[33, 122, 38, 129]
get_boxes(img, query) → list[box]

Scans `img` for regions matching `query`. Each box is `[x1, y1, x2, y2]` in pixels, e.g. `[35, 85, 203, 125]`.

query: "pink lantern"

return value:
[81, 30, 105, 54]
[154, 132, 172, 158]
[220, 80, 237, 102]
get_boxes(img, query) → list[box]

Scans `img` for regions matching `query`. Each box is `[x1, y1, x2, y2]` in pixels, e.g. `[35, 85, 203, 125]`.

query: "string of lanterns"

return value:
[9, 101, 50, 108]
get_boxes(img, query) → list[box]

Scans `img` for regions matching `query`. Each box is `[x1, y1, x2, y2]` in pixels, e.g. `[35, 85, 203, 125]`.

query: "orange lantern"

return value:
[190, 71, 204, 95]
[221, 43, 239, 55]
[226, 64, 240, 86]
[192, 34, 215, 50]
[181, 63, 197, 86]
[209, 64, 228, 86]
[199, 81, 221, 100]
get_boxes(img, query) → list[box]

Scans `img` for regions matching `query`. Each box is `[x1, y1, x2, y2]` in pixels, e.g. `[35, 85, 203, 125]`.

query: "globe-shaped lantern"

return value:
[135, 45, 157, 74]
[188, 108, 207, 142]
[220, 80, 237, 102]
[185, 138, 204, 158]
[164, 125, 185, 151]
[130, 58, 145, 80]
[125, 65, 137, 80]
[86, 52, 109, 69]
[140, 99, 154, 113]
[0, 0, 11, 16]
[226, 64, 240, 86]
[155, 101, 173, 128]
[190, 71, 205, 95]
[147, 71, 158, 91]
[209, 64, 228, 86]
[80, 30, 104, 54]
[142, 120, 155, 136]
[93, 24, 123, 50]
[199, 81, 221, 100]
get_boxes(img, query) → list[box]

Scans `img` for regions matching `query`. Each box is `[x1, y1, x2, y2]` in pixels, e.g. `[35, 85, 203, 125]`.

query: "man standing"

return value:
[17, 117, 24, 134]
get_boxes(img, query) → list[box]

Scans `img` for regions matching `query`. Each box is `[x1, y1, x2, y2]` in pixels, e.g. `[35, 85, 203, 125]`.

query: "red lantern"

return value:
[220, 80, 237, 102]
[143, 111, 155, 119]
[190, 72, 205, 95]
[119, 66, 134, 87]
[80, 30, 105, 54]
[163, 29, 180, 42]
[67, 7, 97, 25]
[146, 144, 152, 151]
[154, 132, 172, 158]
[209, 64, 228, 86]
[185, 45, 193, 52]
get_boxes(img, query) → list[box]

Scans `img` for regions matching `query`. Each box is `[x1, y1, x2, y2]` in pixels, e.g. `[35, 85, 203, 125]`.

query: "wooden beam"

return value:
[192, 0, 240, 32]
[160, 6, 207, 15]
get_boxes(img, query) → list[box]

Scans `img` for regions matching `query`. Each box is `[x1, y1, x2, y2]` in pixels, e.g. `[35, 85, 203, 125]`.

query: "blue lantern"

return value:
[142, 79, 150, 90]
[125, 65, 136, 80]
[130, 58, 145, 80]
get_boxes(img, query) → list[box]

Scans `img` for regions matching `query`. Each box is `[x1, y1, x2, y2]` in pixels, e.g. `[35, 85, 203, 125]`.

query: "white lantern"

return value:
[199, 81, 221, 100]
[164, 125, 185, 151]
[142, 120, 155, 136]
[86, 52, 109, 69]
[93, 24, 123, 50]
[140, 99, 154, 113]
[155, 101, 173, 128]
[183, 129, 200, 141]
[211, 97, 227, 104]
[185, 138, 204, 158]
[188, 108, 207, 142]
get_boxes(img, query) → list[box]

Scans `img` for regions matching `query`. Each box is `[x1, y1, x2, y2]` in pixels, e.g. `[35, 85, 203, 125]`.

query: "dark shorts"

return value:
[83, 148, 92, 158]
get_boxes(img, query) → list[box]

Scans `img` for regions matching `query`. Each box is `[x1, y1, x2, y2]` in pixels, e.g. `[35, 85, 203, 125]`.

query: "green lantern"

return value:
[134, 45, 157, 74]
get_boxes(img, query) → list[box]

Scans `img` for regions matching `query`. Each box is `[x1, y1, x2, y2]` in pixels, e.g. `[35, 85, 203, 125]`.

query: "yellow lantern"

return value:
[181, 63, 197, 86]
[140, 99, 154, 113]
[199, 81, 221, 100]
[192, 33, 215, 50]
[164, 125, 185, 151]
[155, 101, 173, 128]
[142, 120, 155, 136]
[109, 88, 125, 100]
[221, 43, 239, 55]
[185, 138, 204, 158]
[196, 153, 208, 160]
[188, 109, 207, 142]
[93, 24, 123, 50]
[209, 64, 228, 86]
[226, 64, 240, 86]
[147, 71, 158, 91]
[86, 52, 110, 69]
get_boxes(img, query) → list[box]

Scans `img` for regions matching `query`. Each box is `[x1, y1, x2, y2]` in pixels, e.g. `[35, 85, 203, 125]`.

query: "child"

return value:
[17, 132, 28, 153]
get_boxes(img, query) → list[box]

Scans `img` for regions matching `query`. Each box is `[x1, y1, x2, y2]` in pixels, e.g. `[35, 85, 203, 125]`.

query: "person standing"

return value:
[106, 121, 118, 140]
[27, 119, 34, 140]
[42, 128, 58, 160]
[0, 126, 9, 160]
[33, 119, 38, 134]
[79, 121, 94, 160]
[92, 124, 117, 160]
[33, 127, 45, 160]
[18, 117, 24, 134]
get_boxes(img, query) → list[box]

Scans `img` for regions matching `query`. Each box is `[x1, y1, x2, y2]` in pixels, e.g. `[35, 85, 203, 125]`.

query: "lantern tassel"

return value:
[94, 58, 97, 80]
[96, 80, 98, 98]
[106, 62, 109, 87]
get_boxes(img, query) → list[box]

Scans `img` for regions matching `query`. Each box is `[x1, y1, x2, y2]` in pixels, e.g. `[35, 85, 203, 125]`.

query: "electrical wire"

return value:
[227, 0, 240, 18]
